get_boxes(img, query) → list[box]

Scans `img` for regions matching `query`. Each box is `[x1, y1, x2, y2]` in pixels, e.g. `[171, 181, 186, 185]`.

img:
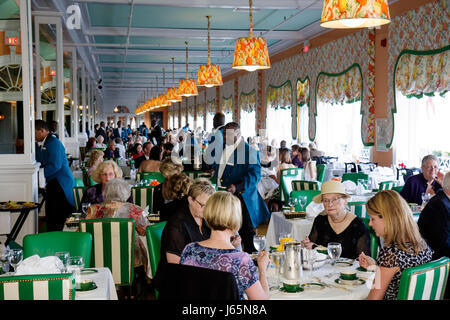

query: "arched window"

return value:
[266, 81, 292, 145]
[180, 103, 186, 128]
[393, 48, 450, 168]
[296, 78, 310, 143]
[222, 96, 233, 123]
[315, 65, 364, 161]
[206, 99, 216, 133]
[239, 90, 256, 140]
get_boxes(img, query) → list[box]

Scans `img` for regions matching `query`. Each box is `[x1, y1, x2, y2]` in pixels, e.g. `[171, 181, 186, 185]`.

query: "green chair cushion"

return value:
[137, 172, 165, 183]
[280, 168, 305, 205]
[145, 222, 167, 279]
[23, 231, 93, 268]
[316, 164, 326, 183]
[132, 186, 157, 212]
[342, 173, 369, 184]
[292, 180, 320, 191]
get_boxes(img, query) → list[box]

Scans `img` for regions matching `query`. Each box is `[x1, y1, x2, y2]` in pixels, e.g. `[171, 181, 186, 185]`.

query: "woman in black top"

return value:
[302, 180, 370, 259]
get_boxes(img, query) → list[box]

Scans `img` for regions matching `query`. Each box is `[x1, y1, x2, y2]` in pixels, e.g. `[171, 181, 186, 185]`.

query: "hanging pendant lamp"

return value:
[178, 41, 198, 97]
[320, 0, 390, 29]
[159, 68, 169, 107]
[232, 0, 270, 72]
[197, 16, 223, 87]
[154, 76, 161, 108]
[167, 57, 182, 102]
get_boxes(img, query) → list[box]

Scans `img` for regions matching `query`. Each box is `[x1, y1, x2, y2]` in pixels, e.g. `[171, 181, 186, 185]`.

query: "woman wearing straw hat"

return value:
[301, 180, 371, 259]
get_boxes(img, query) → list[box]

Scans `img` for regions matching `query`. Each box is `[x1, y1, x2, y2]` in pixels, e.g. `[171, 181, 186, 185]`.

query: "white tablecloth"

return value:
[266, 212, 314, 247]
[76, 267, 118, 300]
[269, 261, 374, 300]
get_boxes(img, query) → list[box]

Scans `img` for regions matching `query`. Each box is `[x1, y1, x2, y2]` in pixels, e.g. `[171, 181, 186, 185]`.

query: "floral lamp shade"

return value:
[232, 37, 271, 72]
[197, 64, 223, 87]
[167, 87, 182, 102]
[320, 0, 390, 29]
[178, 79, 198, 97]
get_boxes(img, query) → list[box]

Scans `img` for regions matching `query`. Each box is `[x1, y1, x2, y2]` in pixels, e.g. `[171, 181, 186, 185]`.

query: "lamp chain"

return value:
[249, 0, 253, 37]
[207, 16, 211, 65]
[185, 41, 189, 79]
[172, 57, 175, 88]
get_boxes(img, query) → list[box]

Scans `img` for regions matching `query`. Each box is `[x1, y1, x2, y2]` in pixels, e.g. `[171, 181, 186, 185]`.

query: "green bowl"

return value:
[283, 282, 301, 292]
[340, 271, 357, 281]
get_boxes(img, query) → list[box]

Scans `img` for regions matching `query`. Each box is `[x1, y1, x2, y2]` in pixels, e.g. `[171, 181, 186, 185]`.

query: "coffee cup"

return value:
[79, 279, 93, 291]
[283, 281, 300, 292]
[340, 270, 357, 281]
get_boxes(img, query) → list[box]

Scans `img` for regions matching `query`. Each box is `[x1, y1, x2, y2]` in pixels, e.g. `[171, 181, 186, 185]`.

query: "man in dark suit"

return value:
[204, 112, 225, 171]
[134, 141, 153, 169]
[113, 120, 127, 142]
[149, 119, 163, 146]
[96, 121, 107, 141]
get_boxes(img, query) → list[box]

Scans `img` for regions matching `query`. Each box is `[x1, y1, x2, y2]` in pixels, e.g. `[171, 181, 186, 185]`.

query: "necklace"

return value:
[330, 212, 348, 224]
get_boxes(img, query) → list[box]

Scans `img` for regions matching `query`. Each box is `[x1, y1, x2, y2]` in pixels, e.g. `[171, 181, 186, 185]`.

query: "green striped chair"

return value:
[280, 168, 305, 205]
[145, 222, 167, 298]
[392, 185, 404, 193]
[361, 218, 380, 260]
[79, 218, 135, 287]
[23, 231, 93, 268]
[289, 190, 321, 211]
[74, 178, 84, 187]
[348, 201, 368, 218]
[183, 171, 211, 180]
[72, 186, 87, 212]
[342, 172, 369, 184]
[379, 180, 398, 190]
[397, 256, 449, 300]
[132, 186, 157, 211]
[316, 164, 326, 183]
[0, 273, 75, 300]
[137, 172, 165, 183]
[292, 180, 320, 191]
[82, 167, 89, 186]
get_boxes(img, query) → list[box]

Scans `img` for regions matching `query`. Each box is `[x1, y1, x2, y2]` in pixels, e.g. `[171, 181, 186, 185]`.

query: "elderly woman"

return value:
[152, 157, 184, 216]
[80, 160, 130, 207]
[302, 180, 371, 259]
[180, 191, 268, 300]
[96, 135, 107, 150]
[400, 154, 444, 205]
[158, 178, 216, 269]
[104, 140, 119, 159]
[359, 190, 433, 300]
[86, 149, 104, 176]
[138, 145, 162, 173]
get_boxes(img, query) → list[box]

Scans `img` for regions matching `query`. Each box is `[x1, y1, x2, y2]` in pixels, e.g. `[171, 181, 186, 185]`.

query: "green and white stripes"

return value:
[80, 219, 135, 286]
[379, 180, 398, 190]
[292, 180, 319, 191]
[0, 274, 74, 300]
[280, 168, 305, 203]
[132, 186, 155, 211]
[348, 201, 368, 218]
[73, 186, 86, 212]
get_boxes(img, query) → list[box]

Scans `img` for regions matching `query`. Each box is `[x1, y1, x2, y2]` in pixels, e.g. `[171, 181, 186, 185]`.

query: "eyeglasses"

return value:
[323, 196, 344, 206]
[194, 198, 207, 208]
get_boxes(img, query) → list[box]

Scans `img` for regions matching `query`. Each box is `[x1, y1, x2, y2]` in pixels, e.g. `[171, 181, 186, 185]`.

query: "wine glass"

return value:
[288, 197, 298, 211]
[56, 251, 70, 273]
[327, 242, 342, 268]
[421, 193, 431, 206]
[8, 249, 23, 273]
[81, 202, 91, 218]
[253, 235, 266, 253]
[0, 246, 11, 274]
[304, 249, 317, 280]
[298, 195, 308, 212]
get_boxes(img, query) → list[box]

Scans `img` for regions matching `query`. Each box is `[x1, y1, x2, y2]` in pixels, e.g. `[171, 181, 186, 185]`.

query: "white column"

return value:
[87, 77, 91, 137]
[81, 65, 86, 134]
[71, 48, 79, 140]
[56, 18, 64, 144]
[34, 18, 41, 120]
[115, 115, 119, 128]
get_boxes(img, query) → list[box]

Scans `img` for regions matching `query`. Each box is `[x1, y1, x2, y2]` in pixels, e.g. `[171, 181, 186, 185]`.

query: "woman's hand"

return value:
[358, 252, 376, 269]
[257, 250, 269, 271]
[230, 235, 242, 248]
[434, 171, 444, 186]
[301, 236, 315, 249]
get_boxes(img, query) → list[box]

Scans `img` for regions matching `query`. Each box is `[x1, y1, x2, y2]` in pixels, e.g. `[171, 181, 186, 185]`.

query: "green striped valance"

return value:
[206, 99, 216, 114]
[239, 90, 256, 113]
[317, 64, 362, 105]
[267, 80, 292, 110]
[222, 96, 233, 114]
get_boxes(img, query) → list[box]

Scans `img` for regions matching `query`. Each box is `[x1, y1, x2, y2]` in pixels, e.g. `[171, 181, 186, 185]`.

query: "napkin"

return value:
[342, 180, 357, 193]
[14, 255, 64, 275]
[305, 201, 324, 218]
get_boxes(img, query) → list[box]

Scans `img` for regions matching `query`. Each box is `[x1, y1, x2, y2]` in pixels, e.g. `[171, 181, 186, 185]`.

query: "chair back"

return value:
[292, 180, 319, 191]
[280, 168, 304, 204]
[379, 180, 398, 190]
[316, 164, 326, 183]
[392, 185, 404, 193]
[79, 146, 86, 162]
[289, 190, 321, 211]
[156, 263, 239, 301]
[137, 172, 165, 183]
[360, 218, 380, 260]
[145, 222, 167, 278]
[342, 172, 369, 184]
[81, 167, 89, 186]
[348, 201, 368, 218]
[74, 178, 84, 187]
[23, 231, 92, 267]
[183, 171, 211, 181]
[0, 273, 75, 300]
[397, 257, 450, 300]
[79, 218, 135, 286]
[132, 185, 157, 211]
[72, 186, 87, 212]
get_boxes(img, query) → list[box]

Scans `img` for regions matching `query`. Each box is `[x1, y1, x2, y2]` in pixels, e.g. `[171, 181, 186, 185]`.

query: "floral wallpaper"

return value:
[386, 0, 450, 147]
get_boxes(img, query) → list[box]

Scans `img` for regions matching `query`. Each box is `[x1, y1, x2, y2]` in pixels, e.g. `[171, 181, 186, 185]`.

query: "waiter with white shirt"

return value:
[214, 122, 271, 253]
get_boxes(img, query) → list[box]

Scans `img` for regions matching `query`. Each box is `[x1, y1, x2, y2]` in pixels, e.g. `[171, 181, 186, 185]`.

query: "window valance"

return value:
[222, 96, 233, 114]
[239, 90, 256, 113]
[317, 64, 362, 105]
[207, 99, 216, 114]
[395, 46, 449, 99]
[267, 80, 292, 110]
[296, 78, 310, 107]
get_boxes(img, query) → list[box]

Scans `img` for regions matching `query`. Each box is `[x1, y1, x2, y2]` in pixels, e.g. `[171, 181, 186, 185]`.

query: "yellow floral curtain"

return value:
[296, 78, 310, 107]
[267, 81, 292, 110]
[222, 96, 233, 114]
[395, 48, 449, 98]
[317, 65, 362, 105]
[239, 90, 256, 113]
[207, 99, 216, 114]
[188, 102, 195, 117]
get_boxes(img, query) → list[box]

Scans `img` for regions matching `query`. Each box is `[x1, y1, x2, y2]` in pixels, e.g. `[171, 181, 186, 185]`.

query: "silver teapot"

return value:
[281, 242, 303, 282]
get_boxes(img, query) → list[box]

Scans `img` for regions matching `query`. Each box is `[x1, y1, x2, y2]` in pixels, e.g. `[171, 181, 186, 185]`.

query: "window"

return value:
[298, 105, 309, 143]
[266, 105, 292, 145]
[205, 100, 216, 133]
[239, 109, 255, 140]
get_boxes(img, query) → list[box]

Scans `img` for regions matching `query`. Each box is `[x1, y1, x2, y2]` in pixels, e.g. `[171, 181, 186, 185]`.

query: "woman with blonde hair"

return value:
[180, 191, 269, 300]
[86, 149, 104, 176]
[359, 190, 433, 300]
[275, 148, 296, 184]
[80, 160, 130, 207]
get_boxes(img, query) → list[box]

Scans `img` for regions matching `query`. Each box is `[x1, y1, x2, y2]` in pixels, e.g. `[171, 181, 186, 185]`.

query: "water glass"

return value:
[56, 251, 70, 273]
[8, 249, 23, 273]
[278, 232, 292, 245]
[68, 256, 84, 288]
[421, 192, 431, 205]
[253, 235, 266, 253]
[0, 246, 11, 274]
[327, 242, 342, 266]
[304, 249, 316, 280]
[81, 202, 91, 218]
[269, 251, 285, 289]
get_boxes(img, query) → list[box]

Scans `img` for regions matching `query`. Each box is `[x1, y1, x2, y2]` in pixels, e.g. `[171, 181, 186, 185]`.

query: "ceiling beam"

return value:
[99, 62, 229, 69]
[74, 0, 323, 10]
[84, 26, 303, 40]
[91, 48, 234, 57]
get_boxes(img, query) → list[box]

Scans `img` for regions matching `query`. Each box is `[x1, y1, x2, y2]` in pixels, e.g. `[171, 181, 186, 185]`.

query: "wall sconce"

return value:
[303, 40, 310, 53]
[0, 113, 5, 121]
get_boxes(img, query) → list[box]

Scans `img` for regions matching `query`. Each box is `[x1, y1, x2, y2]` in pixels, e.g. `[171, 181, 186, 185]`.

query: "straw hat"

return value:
[313, 180, 350, 203]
